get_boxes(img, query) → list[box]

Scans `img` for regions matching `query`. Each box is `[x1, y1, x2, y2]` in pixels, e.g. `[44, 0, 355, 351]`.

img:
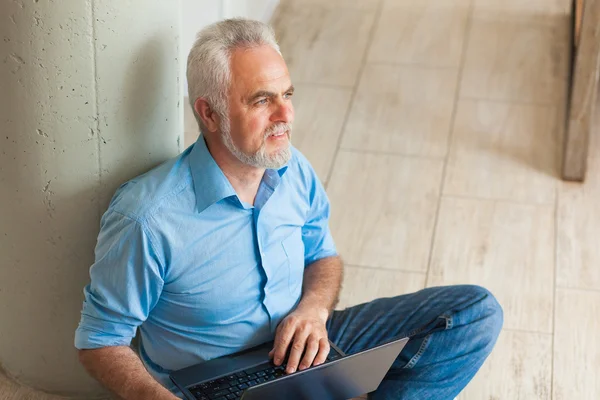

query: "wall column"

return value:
[0, 0, 182, 397]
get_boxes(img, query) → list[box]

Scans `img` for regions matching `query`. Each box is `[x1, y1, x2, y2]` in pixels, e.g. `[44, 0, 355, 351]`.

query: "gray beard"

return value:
[221, 117, 292, 169]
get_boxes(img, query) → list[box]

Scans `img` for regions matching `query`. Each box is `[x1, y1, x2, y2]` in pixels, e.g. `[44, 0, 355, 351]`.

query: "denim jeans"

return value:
[326, 285, 504, 400]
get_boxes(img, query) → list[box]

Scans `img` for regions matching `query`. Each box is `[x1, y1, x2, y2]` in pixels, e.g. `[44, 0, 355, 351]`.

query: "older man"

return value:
[75, 19, 503, 400]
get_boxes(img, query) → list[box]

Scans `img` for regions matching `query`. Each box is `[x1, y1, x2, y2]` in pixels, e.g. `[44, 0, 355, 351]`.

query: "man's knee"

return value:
[463, 284, 503, 347]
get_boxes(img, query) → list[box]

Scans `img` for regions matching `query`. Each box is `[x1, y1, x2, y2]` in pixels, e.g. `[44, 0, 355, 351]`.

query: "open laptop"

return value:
[170, 336, 409, 400]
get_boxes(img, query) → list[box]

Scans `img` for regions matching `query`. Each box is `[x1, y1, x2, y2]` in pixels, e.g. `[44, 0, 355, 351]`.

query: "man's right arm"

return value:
[74, 211, 169, 398]
[78, 346, 178, 400]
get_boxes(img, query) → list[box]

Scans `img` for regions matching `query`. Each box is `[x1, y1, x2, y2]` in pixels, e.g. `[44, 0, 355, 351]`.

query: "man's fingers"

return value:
[272, 318, 296, 365]
[313, 337, 330, 366]
[285, 328, 310, 374]
[271, 313, 330, 374]
[271, 321, 283, 359]
[298, 336, 320, 371]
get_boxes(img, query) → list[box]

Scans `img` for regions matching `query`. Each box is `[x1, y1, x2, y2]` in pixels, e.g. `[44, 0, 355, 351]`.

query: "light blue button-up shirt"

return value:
[74, 136, 337, 391]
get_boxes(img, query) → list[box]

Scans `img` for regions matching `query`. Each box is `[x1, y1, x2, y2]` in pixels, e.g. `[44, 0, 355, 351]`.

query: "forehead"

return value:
[229, 45, 290, 94]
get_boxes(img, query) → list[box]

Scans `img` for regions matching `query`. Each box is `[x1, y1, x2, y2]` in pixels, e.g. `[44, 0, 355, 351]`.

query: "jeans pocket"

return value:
[402, 315, 451, 369]
[403, 333, 433, 369]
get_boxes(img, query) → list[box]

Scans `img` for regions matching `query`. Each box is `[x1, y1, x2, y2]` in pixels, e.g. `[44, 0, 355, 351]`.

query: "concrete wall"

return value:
[0, 0, 181, 397]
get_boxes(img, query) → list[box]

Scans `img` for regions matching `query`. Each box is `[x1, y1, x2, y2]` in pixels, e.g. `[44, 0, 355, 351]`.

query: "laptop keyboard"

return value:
[187, 351, 342, 400]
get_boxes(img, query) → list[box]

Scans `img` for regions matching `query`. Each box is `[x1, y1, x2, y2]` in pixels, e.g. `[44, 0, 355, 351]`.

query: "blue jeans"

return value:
[326, 285, 503, 400]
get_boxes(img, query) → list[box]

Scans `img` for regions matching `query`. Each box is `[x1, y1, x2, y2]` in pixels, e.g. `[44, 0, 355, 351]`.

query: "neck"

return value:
[204, 135, 264, 205]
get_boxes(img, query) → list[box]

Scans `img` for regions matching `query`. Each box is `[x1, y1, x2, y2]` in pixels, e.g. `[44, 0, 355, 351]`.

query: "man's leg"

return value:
[326, 285, 503, 400]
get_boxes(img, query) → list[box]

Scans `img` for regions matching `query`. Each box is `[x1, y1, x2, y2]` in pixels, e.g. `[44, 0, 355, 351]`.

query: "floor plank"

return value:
[460, 17, 568, 105]
[368, 0, 471, 67]
[558, 157, 600, 290]
[327, 151, 443, 272]
[290, 84, 353, 182]
[428, 197, 555, 333]
[553, 288, 600, 399]
[336, 265, 426, 310]
[272, 1, 376, 87]
[341, 65, 458, 157]
[444, 99, 559, 204]
[460, 330, 552, 400]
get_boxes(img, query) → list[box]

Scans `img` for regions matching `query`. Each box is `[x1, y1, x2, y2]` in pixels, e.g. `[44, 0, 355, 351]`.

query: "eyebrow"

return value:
[247, 85, 295, 103]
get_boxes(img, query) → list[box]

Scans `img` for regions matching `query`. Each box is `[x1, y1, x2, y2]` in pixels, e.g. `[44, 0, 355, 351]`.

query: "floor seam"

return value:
[323, 0, 385, 190]
[337, 147, 446, 160]
[502, 327, 554, 336]
[555, 285, 600, 294]
[344, 264, 428, 275]
[551, 184, 559, 400]
[442, 193, 557, 207]
[424, 0, 476, 286]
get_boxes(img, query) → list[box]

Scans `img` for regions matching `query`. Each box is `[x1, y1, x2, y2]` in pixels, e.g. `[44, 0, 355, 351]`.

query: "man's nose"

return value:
[273, 101, 294, 124]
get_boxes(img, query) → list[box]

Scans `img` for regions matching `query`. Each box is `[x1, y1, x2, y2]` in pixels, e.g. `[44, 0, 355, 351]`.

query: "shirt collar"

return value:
[189, 135, 289, 213]
[189, 136, 236, 213]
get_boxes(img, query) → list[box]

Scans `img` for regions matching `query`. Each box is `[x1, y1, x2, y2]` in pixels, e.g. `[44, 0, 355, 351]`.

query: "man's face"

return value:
[222, 45, 294, 169]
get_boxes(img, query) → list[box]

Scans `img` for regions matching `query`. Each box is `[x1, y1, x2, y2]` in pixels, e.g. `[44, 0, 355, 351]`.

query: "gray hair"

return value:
[186, 18, 281, 132]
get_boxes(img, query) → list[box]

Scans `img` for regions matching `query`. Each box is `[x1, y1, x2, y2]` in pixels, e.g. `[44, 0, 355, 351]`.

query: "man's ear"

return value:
[194, 98, 220, 133]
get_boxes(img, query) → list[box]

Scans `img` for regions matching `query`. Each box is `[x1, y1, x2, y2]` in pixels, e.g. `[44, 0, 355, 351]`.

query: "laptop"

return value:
[170, 336, 409, 400]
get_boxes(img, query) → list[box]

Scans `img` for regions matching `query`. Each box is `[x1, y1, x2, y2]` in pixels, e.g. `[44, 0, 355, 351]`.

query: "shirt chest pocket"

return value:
[282, 229, 305, 296]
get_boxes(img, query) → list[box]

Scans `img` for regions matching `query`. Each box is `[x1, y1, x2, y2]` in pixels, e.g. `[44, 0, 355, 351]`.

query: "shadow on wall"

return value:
[0, 5, 179, 397]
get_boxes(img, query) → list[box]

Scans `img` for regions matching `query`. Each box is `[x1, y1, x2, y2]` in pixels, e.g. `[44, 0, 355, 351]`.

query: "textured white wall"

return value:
[0, 0, 181, 396]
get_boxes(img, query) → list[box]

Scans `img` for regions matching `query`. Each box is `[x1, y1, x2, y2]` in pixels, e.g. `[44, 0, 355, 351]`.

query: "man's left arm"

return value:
[269, 157, 343, 374]
[298, 255, 344, 321]
[270, 256, 343, 373]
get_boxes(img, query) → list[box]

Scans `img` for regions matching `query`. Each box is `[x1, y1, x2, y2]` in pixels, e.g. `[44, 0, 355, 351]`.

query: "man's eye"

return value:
[256, 98, 268, 105]
[284, 92, 294, 99]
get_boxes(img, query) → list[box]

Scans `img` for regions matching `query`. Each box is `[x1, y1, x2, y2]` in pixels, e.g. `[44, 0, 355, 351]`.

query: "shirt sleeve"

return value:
[301, 171, 338, 266]
[74, 210, 164, 349]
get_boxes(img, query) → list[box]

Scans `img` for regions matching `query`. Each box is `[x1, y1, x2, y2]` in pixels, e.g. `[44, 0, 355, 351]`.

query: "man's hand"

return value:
[269, 305, 330, 374]
[269, 255, 343, 374]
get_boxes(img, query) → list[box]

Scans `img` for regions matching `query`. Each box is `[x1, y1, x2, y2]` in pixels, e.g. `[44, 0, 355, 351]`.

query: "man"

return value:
[75, 19, 503, 400]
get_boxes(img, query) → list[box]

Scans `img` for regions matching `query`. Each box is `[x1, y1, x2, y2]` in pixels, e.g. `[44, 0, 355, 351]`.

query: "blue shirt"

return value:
[74, 136, 337, 391]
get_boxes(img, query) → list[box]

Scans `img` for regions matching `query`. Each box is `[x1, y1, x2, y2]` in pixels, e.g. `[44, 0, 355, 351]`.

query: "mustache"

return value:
[264, 123, 293, 138]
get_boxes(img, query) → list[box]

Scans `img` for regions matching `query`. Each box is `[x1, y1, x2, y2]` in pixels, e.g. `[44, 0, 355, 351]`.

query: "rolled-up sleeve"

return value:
[74, 210, 164, 349]
[301, 173, 338, 266]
